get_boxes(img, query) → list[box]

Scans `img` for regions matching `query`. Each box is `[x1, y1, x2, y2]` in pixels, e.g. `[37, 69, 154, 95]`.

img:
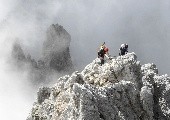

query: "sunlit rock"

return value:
[27, 53, 170, 120]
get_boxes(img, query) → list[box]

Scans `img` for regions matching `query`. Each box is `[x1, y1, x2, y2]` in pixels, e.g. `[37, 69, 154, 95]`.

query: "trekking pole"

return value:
[102, 42, 105, 46]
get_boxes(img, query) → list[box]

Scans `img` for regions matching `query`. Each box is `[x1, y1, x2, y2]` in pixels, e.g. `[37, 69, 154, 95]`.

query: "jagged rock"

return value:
[37, 87, 51, 104]
[26, 54, 38, 68]
[11, 41, 38, 69]
[27, 52, 170, 120]
[43, 24, 74, 72]
[12, 24, 74, 73]
[11, 24, 75, 86]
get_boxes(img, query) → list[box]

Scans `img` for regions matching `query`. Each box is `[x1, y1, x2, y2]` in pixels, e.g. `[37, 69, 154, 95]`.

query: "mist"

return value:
[0, 0, 170, 119]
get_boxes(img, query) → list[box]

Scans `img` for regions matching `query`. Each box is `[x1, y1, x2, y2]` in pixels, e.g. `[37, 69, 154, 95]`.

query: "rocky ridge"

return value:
[11, 24, 74, 84]
[27, 53, 170, 120]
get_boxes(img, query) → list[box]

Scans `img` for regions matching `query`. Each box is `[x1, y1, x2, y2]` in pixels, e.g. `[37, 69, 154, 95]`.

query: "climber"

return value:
[119, 43, 128, 56]
[98, 42, 110, 66]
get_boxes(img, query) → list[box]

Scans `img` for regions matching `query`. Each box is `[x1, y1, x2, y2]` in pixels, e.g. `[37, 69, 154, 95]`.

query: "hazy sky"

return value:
[0, 0, 170, 119]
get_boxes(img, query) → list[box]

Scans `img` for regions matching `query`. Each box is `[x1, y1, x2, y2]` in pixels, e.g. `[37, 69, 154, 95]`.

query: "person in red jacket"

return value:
[98, 42, 110, 66]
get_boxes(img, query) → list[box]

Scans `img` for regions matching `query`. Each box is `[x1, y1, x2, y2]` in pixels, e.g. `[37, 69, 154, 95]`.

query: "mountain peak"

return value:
[27, 52, 170, 120]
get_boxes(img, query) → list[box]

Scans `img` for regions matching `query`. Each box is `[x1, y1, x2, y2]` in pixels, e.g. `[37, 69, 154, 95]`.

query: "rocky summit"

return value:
[27, 52, 170, 120]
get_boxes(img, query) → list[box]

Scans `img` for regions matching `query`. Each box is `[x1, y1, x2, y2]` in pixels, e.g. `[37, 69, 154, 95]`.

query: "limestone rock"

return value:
[27, 53, 170, 120]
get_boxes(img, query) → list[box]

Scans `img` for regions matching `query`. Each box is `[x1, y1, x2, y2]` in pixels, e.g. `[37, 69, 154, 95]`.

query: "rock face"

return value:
[43, 24, 73, 72]
[11, 24, 73, 72]
[27, 53, 170, 120]
[11, 24, 74, 84]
